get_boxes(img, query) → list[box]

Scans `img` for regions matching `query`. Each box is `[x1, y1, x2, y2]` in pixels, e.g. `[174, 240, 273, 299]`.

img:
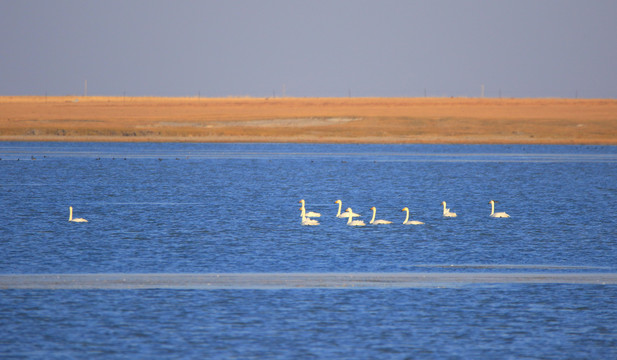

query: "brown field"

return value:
[1, 96, 616, 144]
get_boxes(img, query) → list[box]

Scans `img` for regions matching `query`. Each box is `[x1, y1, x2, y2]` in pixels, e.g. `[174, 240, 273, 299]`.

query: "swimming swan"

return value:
[299, 199, 321, 218]
[346, 208, 366, 226]
[300, 207, 320, 226]
[401, 207, 424, 225]
[441, 201, 457, 218]
[489, 200, 510, 218]
[69, 206, 88, 223]
[369, 207, 392, 225]
[334, 200, 360, 218]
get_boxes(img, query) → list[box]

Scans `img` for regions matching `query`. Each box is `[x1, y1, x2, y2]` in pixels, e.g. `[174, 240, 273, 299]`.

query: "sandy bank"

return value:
[2, 272, 616, 289]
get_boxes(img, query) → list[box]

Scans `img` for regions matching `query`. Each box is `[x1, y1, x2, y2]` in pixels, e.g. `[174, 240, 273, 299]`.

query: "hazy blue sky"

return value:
[2, 1, 616, 98]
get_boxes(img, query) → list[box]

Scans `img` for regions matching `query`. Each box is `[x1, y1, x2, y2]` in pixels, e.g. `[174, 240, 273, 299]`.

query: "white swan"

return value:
[334, 200, 360, 218]
[441, 201, 457, 218]
[401, 207, 424, 225]
[369, 207, 392, 225]
[489, 200, 510, 218]
[299, 199, 321, 218]
[346, 208, 366, 226]
[300, 207, 320, 226]
[68, 206, 88, 223]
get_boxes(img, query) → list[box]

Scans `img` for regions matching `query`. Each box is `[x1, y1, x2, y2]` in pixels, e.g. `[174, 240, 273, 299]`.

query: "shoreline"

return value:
[1, 96, 616, 145]
[0, 135, 613, 145]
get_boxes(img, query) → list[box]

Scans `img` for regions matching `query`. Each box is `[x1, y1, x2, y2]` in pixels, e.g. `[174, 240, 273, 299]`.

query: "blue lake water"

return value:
[1, 142, 617, 358]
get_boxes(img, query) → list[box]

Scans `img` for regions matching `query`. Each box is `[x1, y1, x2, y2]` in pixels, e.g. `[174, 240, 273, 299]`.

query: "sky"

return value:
[1, 1, 616, 98]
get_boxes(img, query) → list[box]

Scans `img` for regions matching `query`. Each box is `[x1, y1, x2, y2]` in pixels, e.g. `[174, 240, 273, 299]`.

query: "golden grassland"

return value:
[1, 96, 616, 144]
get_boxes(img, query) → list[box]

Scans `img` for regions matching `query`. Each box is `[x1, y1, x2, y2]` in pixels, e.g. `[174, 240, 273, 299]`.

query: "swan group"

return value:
[299, 199, 511, 226]
[67, 197, 510, 227]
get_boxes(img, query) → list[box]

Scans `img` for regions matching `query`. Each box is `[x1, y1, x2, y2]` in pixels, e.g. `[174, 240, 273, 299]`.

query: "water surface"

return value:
[1, 142, 616, 358]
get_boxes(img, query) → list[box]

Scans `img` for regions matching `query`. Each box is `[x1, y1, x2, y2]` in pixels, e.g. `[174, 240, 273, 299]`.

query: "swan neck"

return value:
[490, 202, 495, 215]
[370, 209, 376, 223]
[346, 213, 352, 224]
[336, 202, 342, 216]
[300, 207, 306, 218]
[403, 209, 409, 223]
[69, 207, 73, 221]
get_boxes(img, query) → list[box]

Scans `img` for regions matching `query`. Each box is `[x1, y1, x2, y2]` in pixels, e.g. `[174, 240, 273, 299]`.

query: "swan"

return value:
[334, 200, 360, 218]
[441, 201, 457, 218]
[299, 199, 321, 218]
[489, 200, 510, 218]
[401, 207, 424, 225]
[369, 207, 392, 225]
[300, 207, 320, 226]
[346, 208, 366, 226]
[68, 206, 88, 223]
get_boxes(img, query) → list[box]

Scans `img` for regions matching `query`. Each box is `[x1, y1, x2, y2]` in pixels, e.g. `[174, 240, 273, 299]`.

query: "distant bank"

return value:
[1, 96, 616, 144]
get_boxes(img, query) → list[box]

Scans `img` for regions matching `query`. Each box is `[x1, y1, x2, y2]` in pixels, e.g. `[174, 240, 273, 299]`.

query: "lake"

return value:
[1, 142, 616, 358]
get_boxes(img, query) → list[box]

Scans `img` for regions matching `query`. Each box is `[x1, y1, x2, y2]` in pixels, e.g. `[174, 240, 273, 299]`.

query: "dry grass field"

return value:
[1, 96, 616, 144]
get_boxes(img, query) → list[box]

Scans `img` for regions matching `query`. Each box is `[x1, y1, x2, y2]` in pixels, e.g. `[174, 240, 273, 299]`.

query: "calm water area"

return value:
[1, 142, 616, 358]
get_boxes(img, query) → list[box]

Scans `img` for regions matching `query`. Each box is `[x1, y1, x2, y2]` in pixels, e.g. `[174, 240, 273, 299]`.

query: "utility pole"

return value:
[84, 79, 87, 97]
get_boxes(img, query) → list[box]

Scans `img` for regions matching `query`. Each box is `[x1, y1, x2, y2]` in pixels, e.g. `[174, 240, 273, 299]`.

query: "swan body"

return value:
[441, 201, 457, 218]
[489, 200, 510, 218]
[369, 207, 392, 225]
[346, 208, 366, 226]
[299, 199, 321, 218]
[68, 206, 88, 223]
[401, 207, 424, 225]
[300, 207, 320, 226]
[334, 200, 360, 218]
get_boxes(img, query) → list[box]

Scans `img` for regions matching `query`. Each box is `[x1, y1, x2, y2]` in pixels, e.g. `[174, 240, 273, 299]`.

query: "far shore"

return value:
[1, 96, 616, 144]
